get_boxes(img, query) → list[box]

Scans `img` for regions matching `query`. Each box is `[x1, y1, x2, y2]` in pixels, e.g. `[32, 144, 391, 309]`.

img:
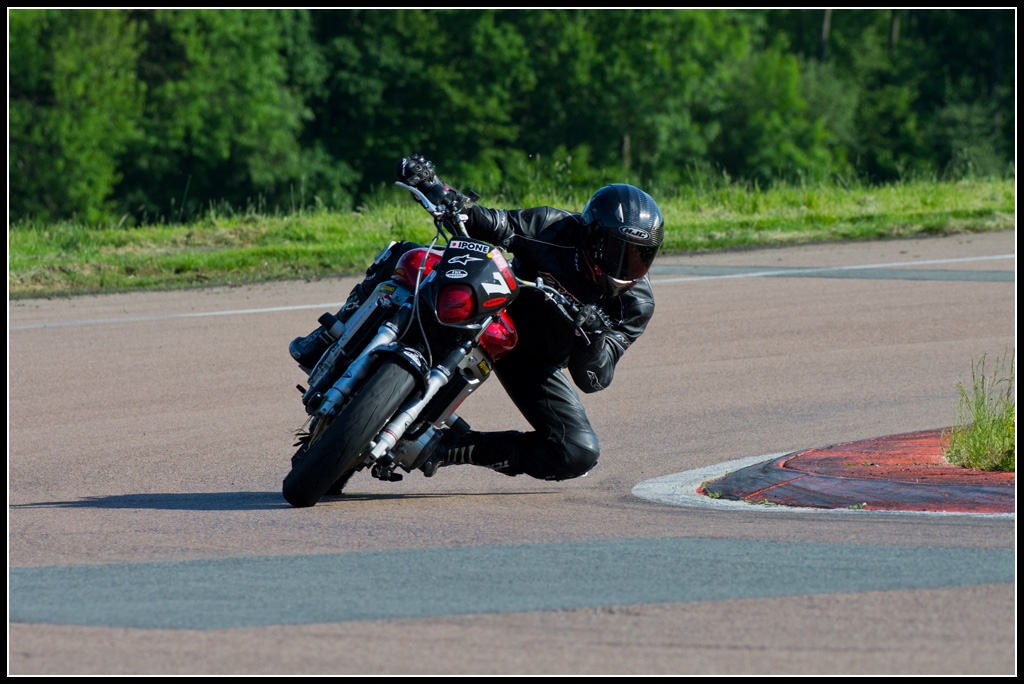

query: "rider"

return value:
[290, 155, 663, 481]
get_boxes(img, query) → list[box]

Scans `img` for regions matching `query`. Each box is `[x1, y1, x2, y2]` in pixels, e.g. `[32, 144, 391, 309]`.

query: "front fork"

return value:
[367, 318, 494, 481]
[303, 281, 416, 416]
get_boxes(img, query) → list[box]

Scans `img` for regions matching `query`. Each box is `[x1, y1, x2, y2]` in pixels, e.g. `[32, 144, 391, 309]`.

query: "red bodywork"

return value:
[394, 247, 443, 288]
[394, 247, 519, 362]
[479, 311, 518, 361]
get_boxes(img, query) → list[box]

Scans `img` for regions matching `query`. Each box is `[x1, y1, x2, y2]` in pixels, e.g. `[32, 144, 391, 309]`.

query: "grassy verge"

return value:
[942, 352, 1016, 472]
[8, 177, 1015, 298]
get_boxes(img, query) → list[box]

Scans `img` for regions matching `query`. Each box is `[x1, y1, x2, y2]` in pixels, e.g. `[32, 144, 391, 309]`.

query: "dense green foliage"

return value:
[8, 9, 1016, 225]
[10, 9, 145, 223]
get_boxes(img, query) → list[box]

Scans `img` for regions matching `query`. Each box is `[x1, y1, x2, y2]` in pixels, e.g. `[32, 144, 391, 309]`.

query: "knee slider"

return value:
[548, 431, 600, 481]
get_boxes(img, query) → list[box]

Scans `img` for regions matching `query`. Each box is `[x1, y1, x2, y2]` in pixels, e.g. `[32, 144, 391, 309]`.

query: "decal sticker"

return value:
[501, 268, 517, 291]
[482, 271, 512, 296]
[488, 251, 517, 291]
[619, 226, 651, 241]
[477, 359, 491, 376]
[448, 254, 483, 266]
[489, 251, 509, 269]
[450, 240, 491, 254]
[445, 269, 468, 279]
[402, 347, 427, 369]
[483, 297, 507, 308]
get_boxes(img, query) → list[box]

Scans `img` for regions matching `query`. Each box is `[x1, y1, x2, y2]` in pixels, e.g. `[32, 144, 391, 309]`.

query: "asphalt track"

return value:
[8, 232, 1016, 674]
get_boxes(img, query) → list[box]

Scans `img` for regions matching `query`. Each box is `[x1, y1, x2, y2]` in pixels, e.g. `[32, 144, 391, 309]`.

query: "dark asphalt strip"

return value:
[650, 265, 1014, 283]
[10, 538, 1013, 630]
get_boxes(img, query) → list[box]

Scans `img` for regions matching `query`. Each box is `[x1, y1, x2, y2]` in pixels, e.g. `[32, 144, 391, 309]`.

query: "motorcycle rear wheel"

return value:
[282, 358, 418, 508]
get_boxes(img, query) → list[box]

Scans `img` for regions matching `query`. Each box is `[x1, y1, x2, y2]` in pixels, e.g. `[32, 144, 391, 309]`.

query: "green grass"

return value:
[7, 176, 1015, 298]
[942, 352, 1016, 472]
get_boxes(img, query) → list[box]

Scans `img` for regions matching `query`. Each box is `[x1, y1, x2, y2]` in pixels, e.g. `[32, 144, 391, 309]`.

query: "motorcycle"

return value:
[282, 180, 588, 507]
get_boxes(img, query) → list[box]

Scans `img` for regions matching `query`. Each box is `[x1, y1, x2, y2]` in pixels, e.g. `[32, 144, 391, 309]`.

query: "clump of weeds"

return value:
[942, 351, 1015, 472]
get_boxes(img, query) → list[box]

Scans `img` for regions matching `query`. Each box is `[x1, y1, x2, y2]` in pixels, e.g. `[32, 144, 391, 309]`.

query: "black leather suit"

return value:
[348, 203, 655, 480]
[451, 203, 655, 480]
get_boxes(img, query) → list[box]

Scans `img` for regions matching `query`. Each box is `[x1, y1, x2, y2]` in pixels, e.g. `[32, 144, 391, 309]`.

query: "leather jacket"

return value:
[465, 204, 655, 393]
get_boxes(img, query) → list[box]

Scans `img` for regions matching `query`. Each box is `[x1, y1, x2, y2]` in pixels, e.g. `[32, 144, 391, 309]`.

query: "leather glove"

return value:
[396, 155, 437, 188]
[397, 154, 458, 209]
[574, 304, 613, 336]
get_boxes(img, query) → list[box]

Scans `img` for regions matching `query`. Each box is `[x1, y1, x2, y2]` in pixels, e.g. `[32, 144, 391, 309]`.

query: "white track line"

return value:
[9, 254, 1014, 331]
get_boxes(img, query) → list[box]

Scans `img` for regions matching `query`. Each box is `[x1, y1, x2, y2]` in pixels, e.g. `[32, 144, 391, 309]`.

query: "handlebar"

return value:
[397, 181, 600, 345]
[518, 277, 602, 346]
[395, 181, 476, 239]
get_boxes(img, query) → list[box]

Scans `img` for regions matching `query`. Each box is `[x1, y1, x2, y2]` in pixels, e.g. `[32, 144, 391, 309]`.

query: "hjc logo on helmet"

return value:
[618, 226, 651, 241]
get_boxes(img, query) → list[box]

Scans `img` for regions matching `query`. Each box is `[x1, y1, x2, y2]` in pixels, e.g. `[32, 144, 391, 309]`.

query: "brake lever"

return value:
[395, 181, 440, 215]
[396, 181, 470, 238]
[528, 277, 592, 346]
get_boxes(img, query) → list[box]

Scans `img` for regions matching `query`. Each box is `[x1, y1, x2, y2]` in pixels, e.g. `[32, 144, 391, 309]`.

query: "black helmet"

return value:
[580, 184, 664, 296]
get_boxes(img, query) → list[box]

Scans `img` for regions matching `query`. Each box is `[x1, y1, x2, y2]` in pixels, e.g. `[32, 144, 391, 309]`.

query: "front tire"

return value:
[282, 359, 418, 508]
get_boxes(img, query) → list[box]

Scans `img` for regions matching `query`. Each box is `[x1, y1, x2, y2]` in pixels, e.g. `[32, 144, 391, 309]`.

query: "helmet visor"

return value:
[593, 226, 659, 281]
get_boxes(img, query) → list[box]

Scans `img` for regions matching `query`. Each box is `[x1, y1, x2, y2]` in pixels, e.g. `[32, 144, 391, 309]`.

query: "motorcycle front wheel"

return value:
[282, 358, 418, 508]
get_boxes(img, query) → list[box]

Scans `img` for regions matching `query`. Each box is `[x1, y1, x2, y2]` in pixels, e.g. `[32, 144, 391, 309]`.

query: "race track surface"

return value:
[8, 232, 1016, 675]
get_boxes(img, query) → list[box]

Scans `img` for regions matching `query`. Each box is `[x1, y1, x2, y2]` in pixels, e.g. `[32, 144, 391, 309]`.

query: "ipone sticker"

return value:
[450, 240, 490, 254]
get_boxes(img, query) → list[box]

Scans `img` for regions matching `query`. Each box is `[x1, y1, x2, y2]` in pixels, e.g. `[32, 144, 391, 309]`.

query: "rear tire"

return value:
[282, 359, 418, 508]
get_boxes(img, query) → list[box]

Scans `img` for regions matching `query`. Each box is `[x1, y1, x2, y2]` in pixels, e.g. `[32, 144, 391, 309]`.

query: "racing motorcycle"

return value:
[282, 181, 586, 507]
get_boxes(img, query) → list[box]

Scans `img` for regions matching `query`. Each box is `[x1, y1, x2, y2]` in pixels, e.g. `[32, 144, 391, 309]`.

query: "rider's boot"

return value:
[411, 417, 469, 476]
[289, 324, 339, 371]
[290, 242, 411, 372]
[418, 420, 525, 477]
[288, 284, 366, 371]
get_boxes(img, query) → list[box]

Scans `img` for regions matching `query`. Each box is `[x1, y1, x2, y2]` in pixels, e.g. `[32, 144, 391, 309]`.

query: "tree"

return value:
[764, 9, 1014, 181]
[116, 9, 353, 221]
[713, 45, 832, 184]
[9, 9, 145, 223]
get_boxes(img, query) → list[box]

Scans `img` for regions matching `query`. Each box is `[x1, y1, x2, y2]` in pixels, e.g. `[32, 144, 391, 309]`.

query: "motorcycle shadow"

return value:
[320, 489, 561, 504]
[11, 488, 559, 511]
[12, 491, 283, 511]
